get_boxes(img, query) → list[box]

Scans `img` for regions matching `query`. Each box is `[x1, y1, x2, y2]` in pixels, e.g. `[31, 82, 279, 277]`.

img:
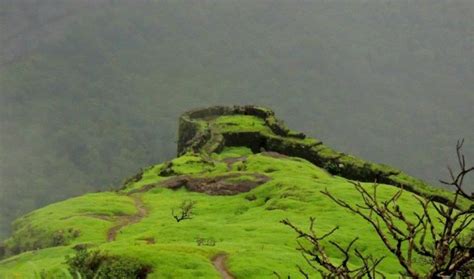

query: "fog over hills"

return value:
[0, 0, 473, 238]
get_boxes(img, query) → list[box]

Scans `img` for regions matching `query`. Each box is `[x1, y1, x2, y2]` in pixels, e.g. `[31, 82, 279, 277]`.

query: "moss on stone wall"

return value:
[177, 105, 464, 208]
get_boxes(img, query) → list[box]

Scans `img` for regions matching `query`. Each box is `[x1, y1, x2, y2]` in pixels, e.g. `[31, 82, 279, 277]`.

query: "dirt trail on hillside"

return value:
[107, 195, 148, 242]
[212, 254, 235, 279]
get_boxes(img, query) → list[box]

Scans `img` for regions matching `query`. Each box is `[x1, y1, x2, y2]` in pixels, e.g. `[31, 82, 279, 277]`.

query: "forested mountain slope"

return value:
[1, 0, 473, 239]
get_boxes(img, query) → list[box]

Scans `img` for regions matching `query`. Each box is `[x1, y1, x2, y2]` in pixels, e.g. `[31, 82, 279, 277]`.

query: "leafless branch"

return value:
[282, 140, 472, 277]
[281, 218, 385, 278]
[171, 200, 196, 222]
[319, 140, 473, 277]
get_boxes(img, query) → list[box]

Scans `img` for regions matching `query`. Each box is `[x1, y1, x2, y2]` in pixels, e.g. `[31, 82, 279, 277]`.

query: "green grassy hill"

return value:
[0, 106, 470, 278]
[2, 0, 473, 241]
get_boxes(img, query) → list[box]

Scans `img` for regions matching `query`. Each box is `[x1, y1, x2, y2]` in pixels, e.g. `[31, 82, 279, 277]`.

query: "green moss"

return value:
[212, 147, 254, 160]
[212, 115, 272, 133]
[170, 154, 227, 176]
[312, 144, 341, 159]
[369, 163, 400, 176]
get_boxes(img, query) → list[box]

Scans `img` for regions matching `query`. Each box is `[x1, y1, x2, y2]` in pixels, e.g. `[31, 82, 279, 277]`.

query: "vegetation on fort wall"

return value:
[179, 108, 467, 209]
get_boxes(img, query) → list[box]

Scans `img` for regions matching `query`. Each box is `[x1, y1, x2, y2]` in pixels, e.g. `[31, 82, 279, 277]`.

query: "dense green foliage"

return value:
[1, 0, 473, 240]
[66, 247, 151, 279]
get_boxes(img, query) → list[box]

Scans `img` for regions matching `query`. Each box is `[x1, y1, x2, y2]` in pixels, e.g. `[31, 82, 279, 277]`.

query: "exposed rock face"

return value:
[162, 173, 270, 195]
[177, 105, 458, 206]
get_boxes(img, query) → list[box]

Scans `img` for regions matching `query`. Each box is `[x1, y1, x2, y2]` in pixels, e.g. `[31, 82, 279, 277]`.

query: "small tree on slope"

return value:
[283, 140, 473, 278]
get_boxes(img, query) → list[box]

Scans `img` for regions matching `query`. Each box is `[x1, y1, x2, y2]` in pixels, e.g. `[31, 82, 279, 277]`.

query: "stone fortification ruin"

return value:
[177, 105, 457, 206]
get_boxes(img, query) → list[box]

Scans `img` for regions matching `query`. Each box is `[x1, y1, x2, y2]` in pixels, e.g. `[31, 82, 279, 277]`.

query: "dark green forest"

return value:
[0, 0, 473, 239]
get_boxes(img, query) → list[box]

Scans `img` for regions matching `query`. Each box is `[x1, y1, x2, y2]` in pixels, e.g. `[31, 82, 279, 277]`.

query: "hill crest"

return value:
[177, 105, 452, 204]
[0, 106, 463, 278]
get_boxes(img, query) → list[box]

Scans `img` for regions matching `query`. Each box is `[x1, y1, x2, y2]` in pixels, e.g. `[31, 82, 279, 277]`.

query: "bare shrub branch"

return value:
[320, 140, 473, 278]
[281, 217, 385, 278]
[282, 140, 472, 278]
[171, 200, 196, 222]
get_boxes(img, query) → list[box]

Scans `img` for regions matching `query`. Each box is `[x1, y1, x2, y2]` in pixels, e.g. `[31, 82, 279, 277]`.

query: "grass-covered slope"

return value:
[3, 0, 474, 242]
[0, 107, 470, 278]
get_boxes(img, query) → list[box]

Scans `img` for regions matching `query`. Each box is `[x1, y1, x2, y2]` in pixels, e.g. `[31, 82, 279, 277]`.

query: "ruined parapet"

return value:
[177, 105, 304, 155]
[177, 105, 461, 207]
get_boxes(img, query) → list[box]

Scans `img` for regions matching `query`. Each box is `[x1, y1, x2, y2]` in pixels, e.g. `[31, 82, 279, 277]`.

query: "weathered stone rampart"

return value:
[177, 105, 459, 207]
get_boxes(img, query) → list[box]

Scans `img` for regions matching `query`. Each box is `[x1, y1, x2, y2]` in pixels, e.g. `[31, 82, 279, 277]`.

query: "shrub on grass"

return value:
[171, 200, 196, 222]
[3, 227, 81, 257]
[322, 161, 341, 175]
[195, 236, 216, 246]
[0, 243, 5, 259]
[66, 247, 151, 279]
